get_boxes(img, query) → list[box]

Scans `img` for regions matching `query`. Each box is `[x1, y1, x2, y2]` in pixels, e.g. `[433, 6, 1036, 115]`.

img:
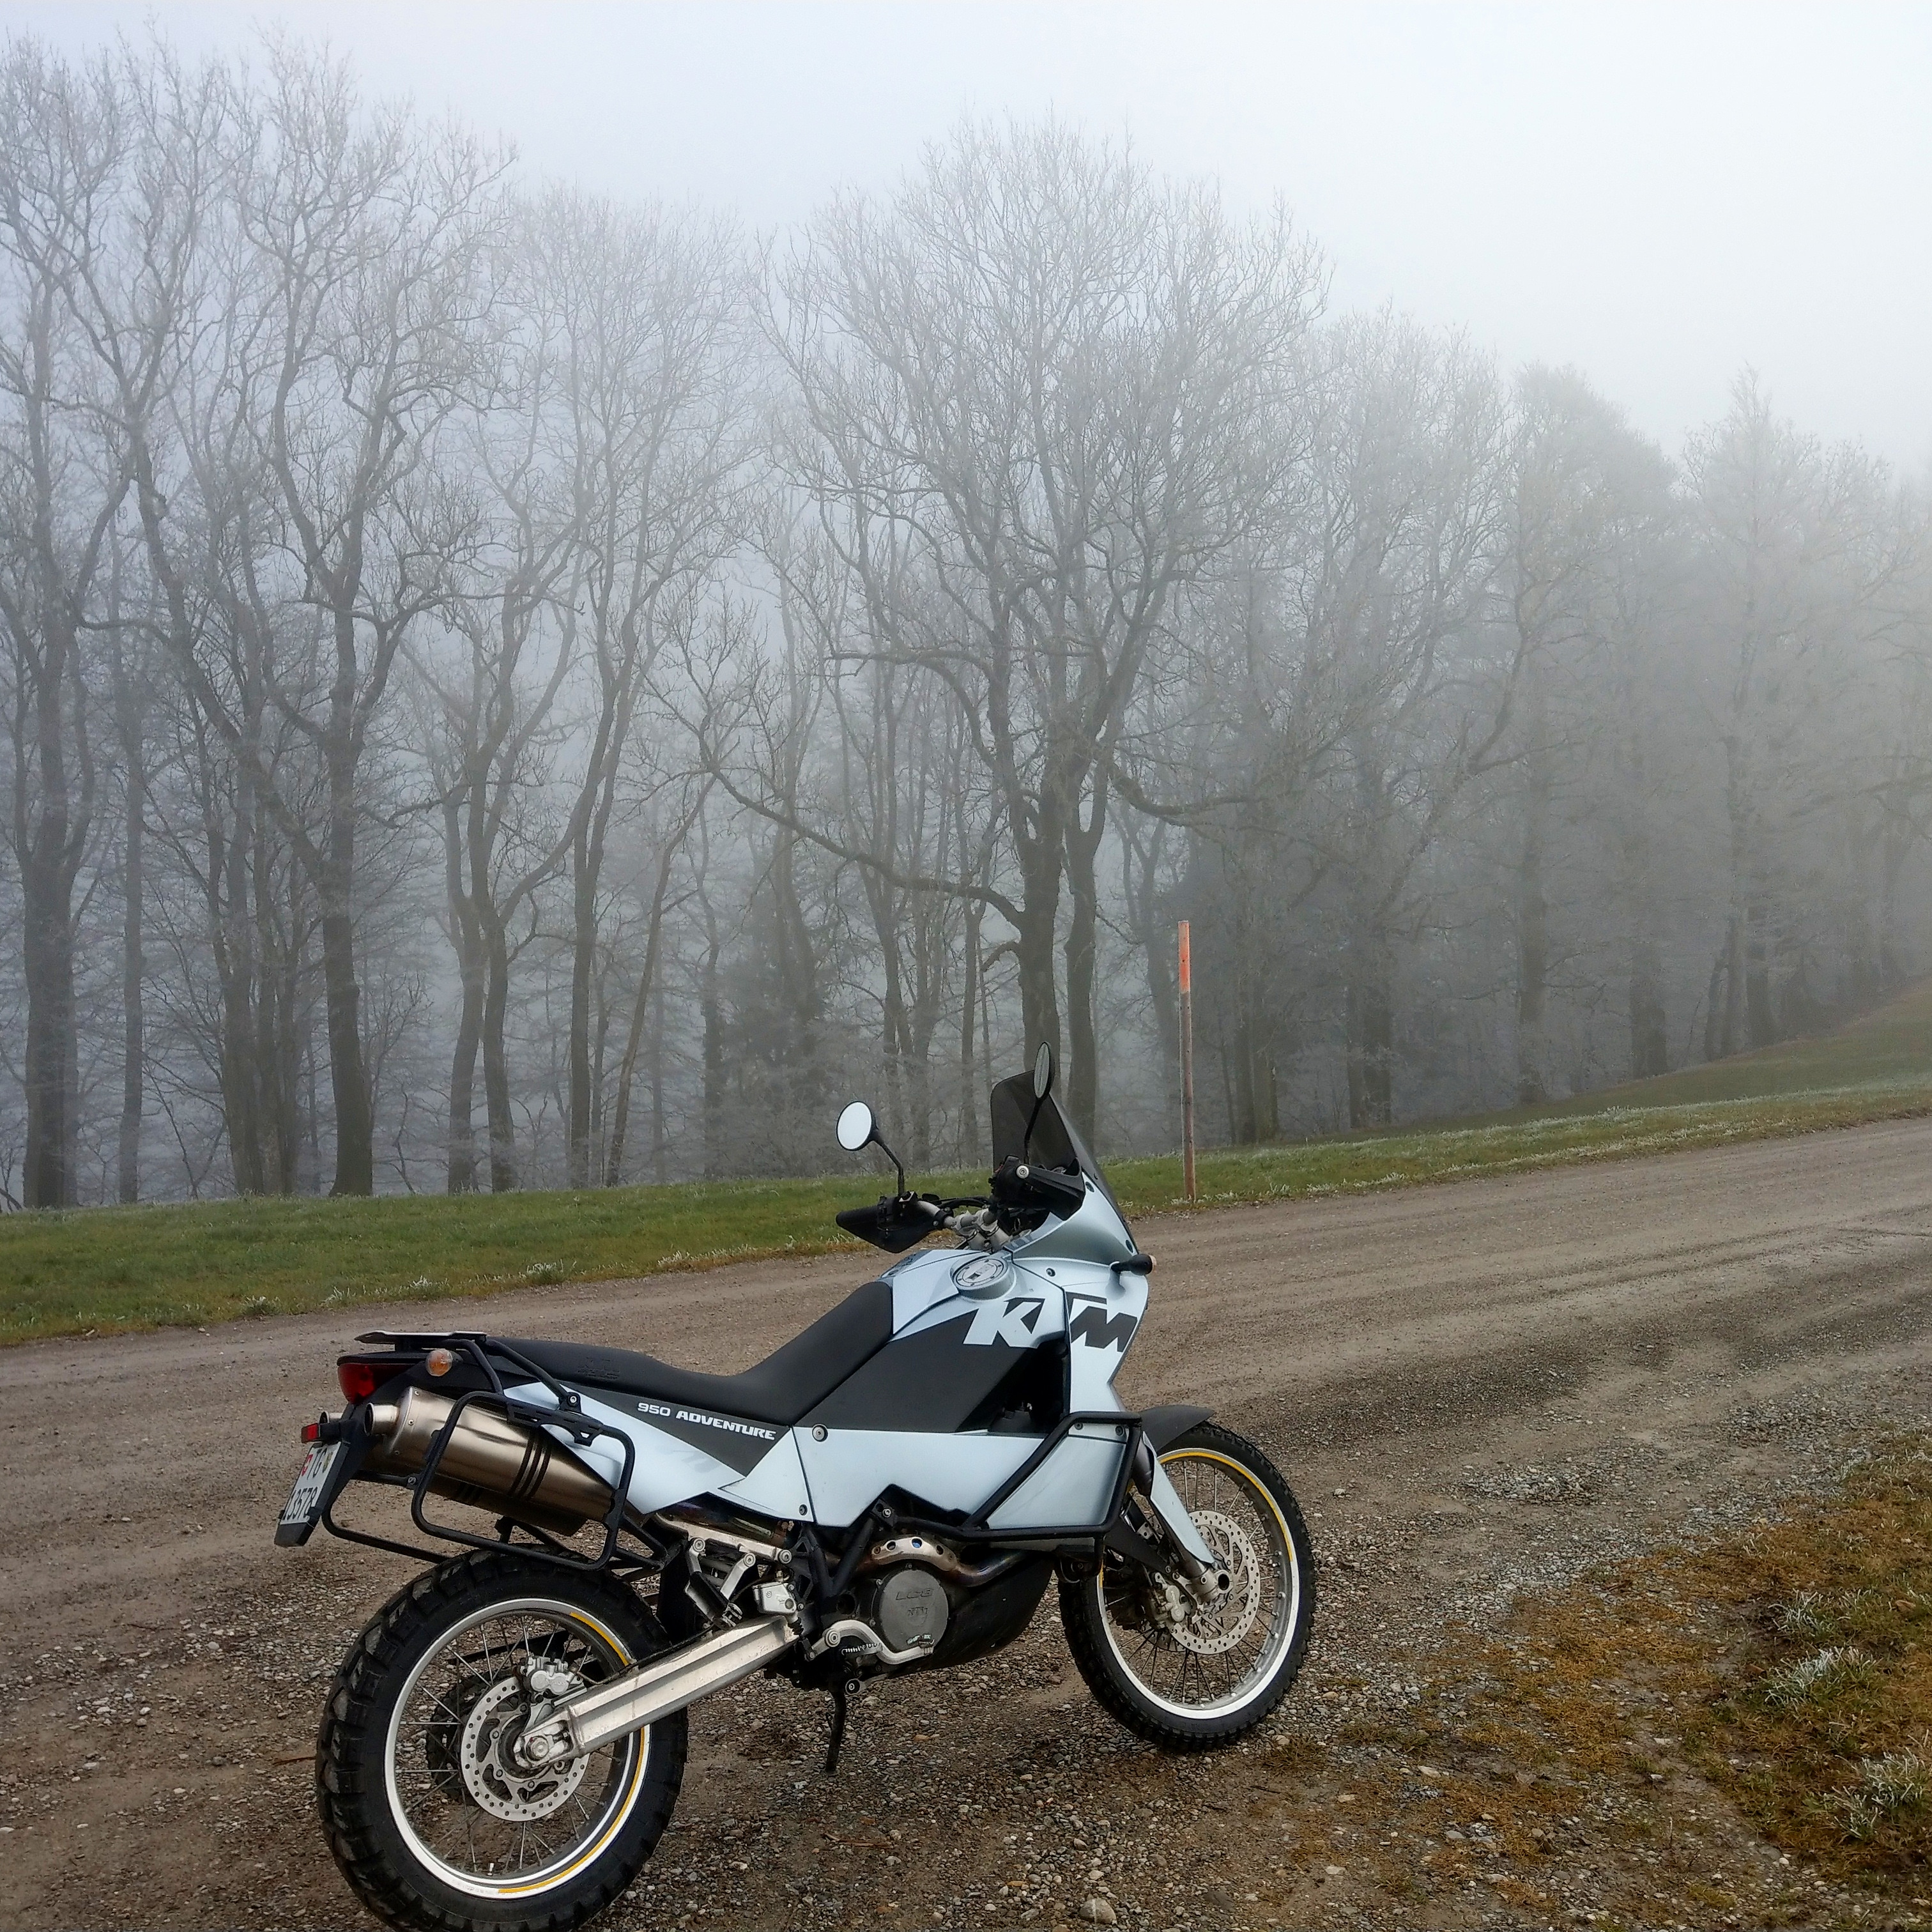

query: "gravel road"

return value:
[4, 1117, 1931, 1931]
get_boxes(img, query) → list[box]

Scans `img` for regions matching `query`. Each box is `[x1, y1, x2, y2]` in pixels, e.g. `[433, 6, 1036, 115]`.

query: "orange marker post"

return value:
[1178, 920, 1197, 1204]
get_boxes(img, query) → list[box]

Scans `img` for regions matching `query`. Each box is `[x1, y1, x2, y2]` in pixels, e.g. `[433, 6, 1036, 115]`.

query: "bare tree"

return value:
[212, 47, 504, 1193]
[760, 120, 1323, 1135]
[523, 187, 749, 1186]
[1685, 375, 1915, 1057]
[413, 254, 579, 1193]
[0, 44, 142, 1206]
[1296, 318, 1510, 1128]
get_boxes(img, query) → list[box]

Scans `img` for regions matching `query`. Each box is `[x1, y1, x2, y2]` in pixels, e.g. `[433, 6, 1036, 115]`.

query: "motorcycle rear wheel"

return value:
[316, 1548, 684, 1932]
[1059, 1421, 1315, 1750]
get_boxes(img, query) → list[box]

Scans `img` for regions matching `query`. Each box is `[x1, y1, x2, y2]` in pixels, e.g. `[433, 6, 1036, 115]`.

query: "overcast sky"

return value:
[8, 1, 1929, 471]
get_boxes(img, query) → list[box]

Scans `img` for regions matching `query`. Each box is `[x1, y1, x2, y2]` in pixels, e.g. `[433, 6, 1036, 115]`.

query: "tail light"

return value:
[337, 1359, 386, 1402]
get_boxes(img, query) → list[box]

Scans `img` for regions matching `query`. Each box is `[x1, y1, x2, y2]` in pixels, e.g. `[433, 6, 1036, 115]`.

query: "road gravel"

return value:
[3, 1117, 1931, 1929]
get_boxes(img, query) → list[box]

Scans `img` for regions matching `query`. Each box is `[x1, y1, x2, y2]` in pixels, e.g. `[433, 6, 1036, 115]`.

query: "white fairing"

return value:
[722, 1429, 813, 1521]
[985, 1422, 1126, 1529]
[515, 1175, 1150, 1532]
[797, 1430, 1039, 1526]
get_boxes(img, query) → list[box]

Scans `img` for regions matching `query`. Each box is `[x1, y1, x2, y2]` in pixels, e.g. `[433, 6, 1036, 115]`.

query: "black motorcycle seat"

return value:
[498, 1278, 894, 1427]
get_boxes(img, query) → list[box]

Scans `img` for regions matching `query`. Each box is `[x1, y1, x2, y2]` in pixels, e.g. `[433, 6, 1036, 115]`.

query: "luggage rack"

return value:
[320, 1331, 645, 1573]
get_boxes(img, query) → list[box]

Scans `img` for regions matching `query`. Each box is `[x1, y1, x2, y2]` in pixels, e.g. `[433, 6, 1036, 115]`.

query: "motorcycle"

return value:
[277, 1046, 1315, 1932]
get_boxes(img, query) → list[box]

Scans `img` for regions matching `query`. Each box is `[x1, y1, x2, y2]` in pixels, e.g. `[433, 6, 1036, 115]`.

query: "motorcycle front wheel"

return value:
[1060, 1421, 1315, 1750]
[316, 1548, 685, 1932]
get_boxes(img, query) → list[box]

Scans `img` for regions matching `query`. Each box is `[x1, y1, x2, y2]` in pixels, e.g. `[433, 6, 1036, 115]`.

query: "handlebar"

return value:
[836, 1156, 1092, 1256]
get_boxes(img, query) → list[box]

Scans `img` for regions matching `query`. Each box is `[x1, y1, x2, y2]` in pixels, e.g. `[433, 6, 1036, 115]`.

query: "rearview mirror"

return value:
[1032, 1042, 1054, 1100]
[836, 1101, 876, 1153]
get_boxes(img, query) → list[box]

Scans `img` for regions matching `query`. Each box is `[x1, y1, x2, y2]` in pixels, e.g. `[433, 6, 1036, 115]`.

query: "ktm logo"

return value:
[964, 1296, 1047, 1348]
[1068, 1305, 1137, 1351]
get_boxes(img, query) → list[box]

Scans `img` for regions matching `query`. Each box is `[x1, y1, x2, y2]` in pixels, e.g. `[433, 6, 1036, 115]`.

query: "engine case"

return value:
[870, 1563, 950, 1652]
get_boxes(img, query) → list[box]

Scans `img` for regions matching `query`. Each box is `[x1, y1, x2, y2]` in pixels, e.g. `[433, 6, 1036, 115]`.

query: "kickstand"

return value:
[824, 1677, 855, 1774]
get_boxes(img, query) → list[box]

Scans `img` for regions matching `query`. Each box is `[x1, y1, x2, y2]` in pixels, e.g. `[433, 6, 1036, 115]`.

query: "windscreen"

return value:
[988, 1074, 1125, 1219]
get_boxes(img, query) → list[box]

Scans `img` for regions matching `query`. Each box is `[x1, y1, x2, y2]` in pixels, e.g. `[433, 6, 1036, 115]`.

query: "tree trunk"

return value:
[1744, 897, 1775, 1048]
[1629, 933, 1668, 1079]
[318, 880, 373, 1195]
[957, 904, 983, 1166]
[442, 786, 484, 1194]
[650, 975, 668, 1187]
[446, 963, 483, 1194]
[217, 793, 267, 1197]
[18, 619, 82, 1209]
[482, 915, 516, 1192]
[112, 574, 146, 1205]
[319, 713, 374, 1194]
[1878, 816, 1912, 988]
[1618, 794, 1668, 1078]
[118, 760, 144, 1204]
[1123, 825, 1180, 1128]
[1062, 804, 1103, 1143]
[271, 860, 305, 1194]
[701, 924, 726, 1181]
[1515, 753, 1551, 1106]
[20, 855, 77, 1209]
[606, 842, 680, 1187]
[1718, 915, 1744, 1059]
[1010, 836, 1064, 1085]
[1346, 939, 1394, 1130]
[1702, 942, 1728, 1064]
[567, 832, 597, 1188]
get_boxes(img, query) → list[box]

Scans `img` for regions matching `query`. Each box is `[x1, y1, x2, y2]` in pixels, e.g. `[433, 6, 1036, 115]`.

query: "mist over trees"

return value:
[3, 34, 1928, 1209]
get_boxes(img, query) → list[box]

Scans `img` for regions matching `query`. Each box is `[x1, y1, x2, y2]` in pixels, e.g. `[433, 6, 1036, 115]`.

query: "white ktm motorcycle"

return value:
[277, 1048, 1315, 1931]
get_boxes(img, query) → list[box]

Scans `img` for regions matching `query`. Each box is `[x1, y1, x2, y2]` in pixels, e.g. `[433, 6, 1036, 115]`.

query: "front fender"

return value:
[1139, 1403, 1213, 1452]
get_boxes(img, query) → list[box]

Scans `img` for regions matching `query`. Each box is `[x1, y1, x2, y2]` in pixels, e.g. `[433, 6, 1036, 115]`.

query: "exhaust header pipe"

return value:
[362, 1388, 615, 1536]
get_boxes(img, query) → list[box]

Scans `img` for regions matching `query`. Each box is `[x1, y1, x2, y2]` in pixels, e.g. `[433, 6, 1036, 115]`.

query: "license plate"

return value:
[279, 1441, 342, 1535]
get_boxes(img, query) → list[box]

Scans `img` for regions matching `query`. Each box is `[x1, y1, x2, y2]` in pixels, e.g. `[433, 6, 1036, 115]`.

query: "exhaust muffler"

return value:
[362, 1388, 615, 1535]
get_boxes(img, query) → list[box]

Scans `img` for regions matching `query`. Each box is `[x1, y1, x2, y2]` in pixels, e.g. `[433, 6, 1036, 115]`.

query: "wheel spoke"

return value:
[1095, 1446, 1303, 1723]
[383, 1598, 642, 1896]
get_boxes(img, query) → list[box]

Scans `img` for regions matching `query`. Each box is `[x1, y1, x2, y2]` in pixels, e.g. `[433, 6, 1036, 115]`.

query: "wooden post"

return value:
[1178, 920, 1197, 1204]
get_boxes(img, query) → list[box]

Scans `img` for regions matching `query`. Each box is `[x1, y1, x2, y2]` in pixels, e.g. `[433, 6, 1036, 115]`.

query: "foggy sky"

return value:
[6, 0, 1929, 472]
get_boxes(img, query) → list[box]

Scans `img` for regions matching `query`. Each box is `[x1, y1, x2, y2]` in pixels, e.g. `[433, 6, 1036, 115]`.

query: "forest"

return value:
[2, 33, 1928, 1209]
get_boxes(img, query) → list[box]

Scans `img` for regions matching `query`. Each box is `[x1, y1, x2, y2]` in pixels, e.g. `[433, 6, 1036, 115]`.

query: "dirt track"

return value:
[4, 1117, 1931, 1930]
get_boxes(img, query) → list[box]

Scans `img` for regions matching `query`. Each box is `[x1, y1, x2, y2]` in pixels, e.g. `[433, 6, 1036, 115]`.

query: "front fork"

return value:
[1131, 1441, 1228, 1611]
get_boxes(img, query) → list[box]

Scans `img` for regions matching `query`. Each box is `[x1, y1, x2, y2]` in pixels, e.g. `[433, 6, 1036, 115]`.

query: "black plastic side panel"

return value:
[574, 1385, 780, 1475]
[802, 1315, 1023, 1433]
[924, 1557, 1053, 1669]
[960, 1339, 1068, 1435]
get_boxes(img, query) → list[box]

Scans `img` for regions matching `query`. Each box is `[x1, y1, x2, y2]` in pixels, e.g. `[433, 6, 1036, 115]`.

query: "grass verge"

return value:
[1695, 1435, 1932, 1882]
[5, 977, 1932, 1346]
[1273, 1431, 1932, 1929]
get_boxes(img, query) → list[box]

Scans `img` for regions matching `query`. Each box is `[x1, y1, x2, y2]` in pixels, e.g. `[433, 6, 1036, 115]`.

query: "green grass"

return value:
[6, 979, 1932, 1346]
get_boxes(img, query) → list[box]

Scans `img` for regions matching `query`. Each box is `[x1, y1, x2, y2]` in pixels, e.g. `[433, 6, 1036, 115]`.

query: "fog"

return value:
[16, 2, 1931, 470]
[2, 10, 1929, 1206]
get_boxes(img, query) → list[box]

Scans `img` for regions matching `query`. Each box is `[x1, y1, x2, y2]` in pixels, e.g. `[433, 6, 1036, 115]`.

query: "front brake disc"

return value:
[1169, 1508, 1262, 1656]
